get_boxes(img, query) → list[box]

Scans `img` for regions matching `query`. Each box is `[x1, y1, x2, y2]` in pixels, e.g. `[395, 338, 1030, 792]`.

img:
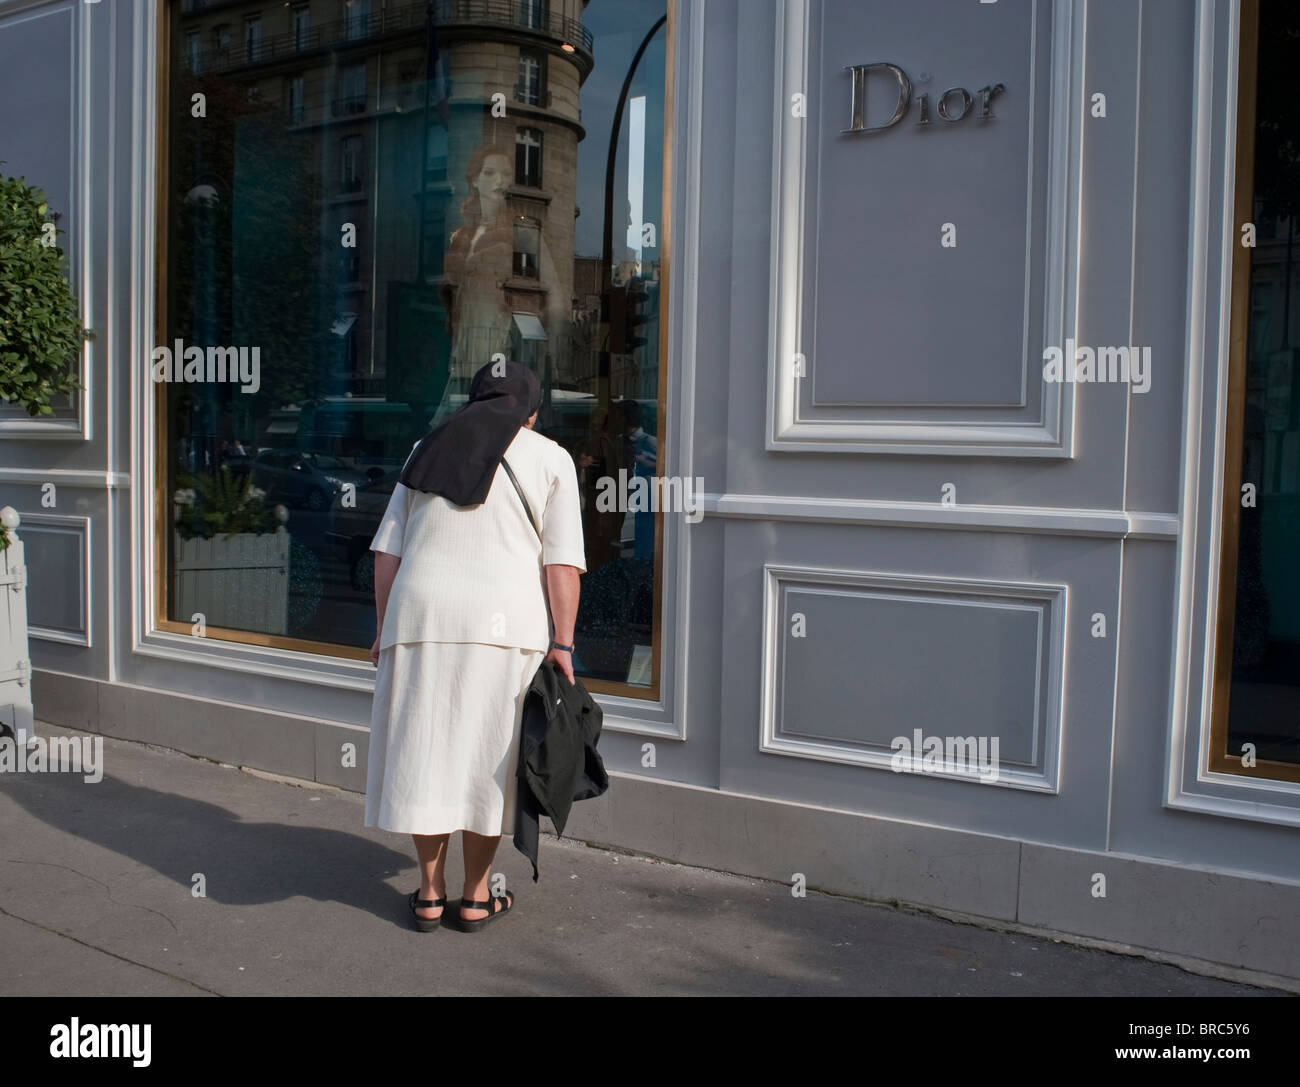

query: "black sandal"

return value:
[445, 891, 513, 933]
[407, 889, 448, 932]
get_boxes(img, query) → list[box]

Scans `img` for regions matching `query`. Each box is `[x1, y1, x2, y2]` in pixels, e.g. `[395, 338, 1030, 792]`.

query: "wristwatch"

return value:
[551, 641, 574, 653]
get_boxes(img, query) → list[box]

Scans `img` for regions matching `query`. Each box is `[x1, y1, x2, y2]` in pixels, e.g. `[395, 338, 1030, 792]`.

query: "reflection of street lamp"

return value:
[600, 14, 667, 410]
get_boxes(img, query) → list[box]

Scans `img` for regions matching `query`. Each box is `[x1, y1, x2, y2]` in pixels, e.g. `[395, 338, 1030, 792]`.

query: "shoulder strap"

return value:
[500, 456, 542, 541]
[501, 454, 555, 645]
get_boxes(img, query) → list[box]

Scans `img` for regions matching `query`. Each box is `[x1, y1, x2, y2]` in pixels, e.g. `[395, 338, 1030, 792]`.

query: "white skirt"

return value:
[365, 640, 546, 836]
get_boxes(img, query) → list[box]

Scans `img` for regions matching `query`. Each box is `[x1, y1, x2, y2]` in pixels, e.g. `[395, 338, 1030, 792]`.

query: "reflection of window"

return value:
[185, 30, 202, 73]
[425, 123, 448, 182]
[339, 247, 360, 284]
[244, 15, 262, 63]
[287, 75, 304, 123]
[338, 63, 366, 114]
[344, 0, 370, 41]
[341, 136, 363, 193]
[212, 24, 230, 59]
[292, 5, 311, 51]
[519, 0, 548, 30]
[513, 219, 540, 278]
[518, 50, 541, 105]
[515, 127, 542, 188]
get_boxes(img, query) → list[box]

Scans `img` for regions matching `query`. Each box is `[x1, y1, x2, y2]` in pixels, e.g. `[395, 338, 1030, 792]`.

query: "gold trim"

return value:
[1207, 0, 1300, 784]
[153, 0, 675, 702]
[156, 618, 372, 660]
[154, 0, 171, 648]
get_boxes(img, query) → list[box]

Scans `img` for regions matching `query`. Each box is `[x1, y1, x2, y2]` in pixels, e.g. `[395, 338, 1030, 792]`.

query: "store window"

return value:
[158, 0, 670, 696]
[1214, 0, 1300, 781]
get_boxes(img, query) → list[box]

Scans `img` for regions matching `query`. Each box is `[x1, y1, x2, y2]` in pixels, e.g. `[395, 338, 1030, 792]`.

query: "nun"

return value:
[366, 360, 587, 932]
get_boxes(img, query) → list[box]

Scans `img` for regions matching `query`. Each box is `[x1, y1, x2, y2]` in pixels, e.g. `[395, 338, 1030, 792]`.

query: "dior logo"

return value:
[842, 63, 1005, 133]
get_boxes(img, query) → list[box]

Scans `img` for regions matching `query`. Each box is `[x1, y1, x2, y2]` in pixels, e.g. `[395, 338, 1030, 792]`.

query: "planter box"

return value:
[0, 508, 34, 744]
[174, 530, 290, 636]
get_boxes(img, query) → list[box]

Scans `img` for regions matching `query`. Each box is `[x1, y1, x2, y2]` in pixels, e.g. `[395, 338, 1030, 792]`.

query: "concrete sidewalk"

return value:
[0, 724, 1287, 997]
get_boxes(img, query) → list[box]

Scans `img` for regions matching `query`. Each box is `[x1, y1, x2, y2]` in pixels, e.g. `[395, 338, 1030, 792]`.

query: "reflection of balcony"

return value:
[332, 95, 368, 116]
[433, 0, 594, 56]
[186, 0, 592, 77]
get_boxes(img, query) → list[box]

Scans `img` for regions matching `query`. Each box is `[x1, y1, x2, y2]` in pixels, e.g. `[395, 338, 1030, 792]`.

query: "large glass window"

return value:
[1215, 0, 1300, 779]
[159, 0, 670, 696]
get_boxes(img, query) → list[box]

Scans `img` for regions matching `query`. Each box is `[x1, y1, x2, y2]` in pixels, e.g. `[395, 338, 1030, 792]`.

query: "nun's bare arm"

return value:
[544, 564, 581, 684]
[370, 551, 401, 667]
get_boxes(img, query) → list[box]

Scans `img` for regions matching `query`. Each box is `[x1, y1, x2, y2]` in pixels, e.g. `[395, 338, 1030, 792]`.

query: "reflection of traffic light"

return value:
[626, 280, 657, 353]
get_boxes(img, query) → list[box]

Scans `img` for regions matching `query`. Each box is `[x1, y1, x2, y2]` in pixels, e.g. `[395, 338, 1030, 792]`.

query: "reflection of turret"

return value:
[174, 0, 593, 396]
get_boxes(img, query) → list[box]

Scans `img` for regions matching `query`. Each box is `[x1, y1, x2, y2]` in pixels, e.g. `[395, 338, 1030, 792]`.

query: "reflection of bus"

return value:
[262, 397, 420, 478]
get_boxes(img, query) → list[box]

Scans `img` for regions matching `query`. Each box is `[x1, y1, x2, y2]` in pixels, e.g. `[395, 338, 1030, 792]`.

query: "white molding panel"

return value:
[18, 511, 91, 646]
[760, 562, 1067, 791]
[766, 0, 1084, 455]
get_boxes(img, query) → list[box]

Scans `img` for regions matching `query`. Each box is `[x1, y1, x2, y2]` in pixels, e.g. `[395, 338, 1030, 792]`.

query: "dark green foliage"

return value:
[0, 168, 92, 415]
[174, 467, 279, 540]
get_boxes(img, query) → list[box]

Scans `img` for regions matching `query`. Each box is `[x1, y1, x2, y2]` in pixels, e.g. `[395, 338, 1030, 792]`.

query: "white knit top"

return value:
[370, 425, 587, 652]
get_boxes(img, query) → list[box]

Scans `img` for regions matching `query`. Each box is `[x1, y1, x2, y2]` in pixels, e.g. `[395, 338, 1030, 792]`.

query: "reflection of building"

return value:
[176, 0, 594, 398]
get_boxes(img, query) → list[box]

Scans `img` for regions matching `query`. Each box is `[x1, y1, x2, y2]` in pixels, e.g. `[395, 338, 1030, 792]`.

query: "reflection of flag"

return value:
[425, 5, 450, 126]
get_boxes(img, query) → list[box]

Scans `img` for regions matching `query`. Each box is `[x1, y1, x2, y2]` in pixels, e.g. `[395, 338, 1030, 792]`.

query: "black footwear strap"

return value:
[412, 891, 446, 908]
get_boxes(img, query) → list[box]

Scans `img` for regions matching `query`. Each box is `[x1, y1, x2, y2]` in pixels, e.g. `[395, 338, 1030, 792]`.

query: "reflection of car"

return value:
[251, 449, 368, 512]
[326, 473, 397, 590]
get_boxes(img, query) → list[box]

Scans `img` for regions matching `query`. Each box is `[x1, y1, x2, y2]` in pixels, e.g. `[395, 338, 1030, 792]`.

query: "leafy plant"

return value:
[0, 166, 93, 415]
[174, 467, 280, 540]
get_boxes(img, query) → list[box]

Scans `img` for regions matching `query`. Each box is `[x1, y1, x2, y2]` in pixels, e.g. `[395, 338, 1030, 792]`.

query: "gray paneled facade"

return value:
[2, 0, 1298, 986]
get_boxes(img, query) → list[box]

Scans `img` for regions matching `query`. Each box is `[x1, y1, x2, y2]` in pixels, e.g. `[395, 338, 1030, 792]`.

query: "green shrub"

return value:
[174, 467, 280, 541]
[0, 167, 92, 416]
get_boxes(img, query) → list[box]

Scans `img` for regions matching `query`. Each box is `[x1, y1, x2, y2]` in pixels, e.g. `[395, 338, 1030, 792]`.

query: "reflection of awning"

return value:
[331, 313, 357, 336]
[512, 312, 547, 341]
[265, 419, 299, 435]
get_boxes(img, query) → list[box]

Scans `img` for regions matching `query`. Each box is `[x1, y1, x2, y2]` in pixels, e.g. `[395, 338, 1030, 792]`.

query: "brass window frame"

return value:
[152, 0, 674, 700]
[1208, 0, 1300, 783]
